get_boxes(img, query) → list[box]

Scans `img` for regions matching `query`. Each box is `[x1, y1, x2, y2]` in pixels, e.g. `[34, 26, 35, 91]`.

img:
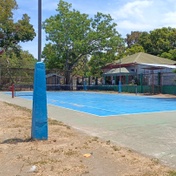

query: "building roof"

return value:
[103, 67, 130, 76]
[46, 73, 63, 78]
[103, 52, 176, 69]
[140, 63, 176, 69]
[115, 52, 176, 65]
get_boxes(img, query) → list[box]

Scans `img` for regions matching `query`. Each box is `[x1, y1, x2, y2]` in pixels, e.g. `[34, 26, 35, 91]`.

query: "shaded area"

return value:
[1, 138, 32, 144]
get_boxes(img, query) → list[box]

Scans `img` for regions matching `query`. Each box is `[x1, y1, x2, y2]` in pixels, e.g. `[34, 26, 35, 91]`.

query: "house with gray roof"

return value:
[102, 52, 176, 93]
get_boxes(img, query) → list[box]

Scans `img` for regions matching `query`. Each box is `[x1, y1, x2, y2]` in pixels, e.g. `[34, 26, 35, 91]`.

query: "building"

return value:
[46, 73, 63, 90]
[102, 52, 176, 94]
[102, 52, 176, 85]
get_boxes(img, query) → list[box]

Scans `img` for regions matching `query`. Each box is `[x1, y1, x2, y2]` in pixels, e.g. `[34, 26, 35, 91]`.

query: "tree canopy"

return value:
[0, 0, 37, 87]
[124, 28, 176, 60]
[0, 50, 36, 68]
[0, 0, 36, 61]
[42, 0, 124, 83]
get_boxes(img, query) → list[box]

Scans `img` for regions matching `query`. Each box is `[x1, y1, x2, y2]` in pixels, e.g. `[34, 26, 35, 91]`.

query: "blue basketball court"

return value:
[12, 91, 176, 117]
[1, 91, 176, 168]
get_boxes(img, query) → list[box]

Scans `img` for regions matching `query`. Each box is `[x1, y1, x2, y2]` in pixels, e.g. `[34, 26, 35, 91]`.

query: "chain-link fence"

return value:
[88, 72, 176, 95]
[1, 67, 176, 95]
[0, 67, 34, 91]
[0, 67, 84, 91]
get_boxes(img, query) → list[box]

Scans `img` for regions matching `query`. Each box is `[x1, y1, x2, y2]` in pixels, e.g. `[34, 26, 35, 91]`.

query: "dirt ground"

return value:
[0, 101, 176, 176]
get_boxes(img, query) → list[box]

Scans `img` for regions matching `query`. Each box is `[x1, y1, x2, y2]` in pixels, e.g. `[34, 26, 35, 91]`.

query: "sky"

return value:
[14, 0, 176, 59]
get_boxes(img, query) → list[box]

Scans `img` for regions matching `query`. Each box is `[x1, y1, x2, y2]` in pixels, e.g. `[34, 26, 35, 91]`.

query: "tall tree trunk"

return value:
[65, 70, 71, 84]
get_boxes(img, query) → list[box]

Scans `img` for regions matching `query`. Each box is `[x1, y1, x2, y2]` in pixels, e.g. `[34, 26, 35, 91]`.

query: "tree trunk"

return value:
[65, 70, 71, 84]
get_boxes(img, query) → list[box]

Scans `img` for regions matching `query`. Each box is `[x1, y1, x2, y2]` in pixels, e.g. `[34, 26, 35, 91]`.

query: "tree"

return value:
[88, 50, 119, 78]
[0, 0, 36, 59]
[161, 49, 176, 60]
[138, 27, 176, 58]
[124, 44, 144, 56]
[0, 0, 36, 84]
[0, 0, 17, 55]
[124, 31, 149, 56]
[124, 27, 176, 60]
[42, 0, 124, 84]
[148, 27, 174, 56]
[0, 50, 37, 89]
[0, 50, 36, 68]
[0, 0, 17, 23]
[137, 31, 152, 54]
[72, 55, 90, 77]
[125, 31, 142, 48]
[88, 53, 105, 78]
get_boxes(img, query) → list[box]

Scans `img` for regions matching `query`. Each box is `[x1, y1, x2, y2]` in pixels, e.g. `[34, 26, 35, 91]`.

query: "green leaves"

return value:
[124, 44, 144, 56]
[0, 0, 17, 23]
[0, 0, 36, 56]
[125, 27, 176, 60]
[0, 49, 37, 68]
[15, 14, 36, 42]
[43, 0, 124, 83]
[0, 0, 36, 79]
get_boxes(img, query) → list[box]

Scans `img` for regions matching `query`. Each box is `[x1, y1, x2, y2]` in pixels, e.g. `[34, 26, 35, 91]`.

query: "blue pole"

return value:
[38, 0, 42, 62]
[32, 62, 48, 140]
[31, 0, 48, 140]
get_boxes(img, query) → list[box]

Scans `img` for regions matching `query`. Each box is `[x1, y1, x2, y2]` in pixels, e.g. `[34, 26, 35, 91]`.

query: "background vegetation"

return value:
[1, 0, 176, 86]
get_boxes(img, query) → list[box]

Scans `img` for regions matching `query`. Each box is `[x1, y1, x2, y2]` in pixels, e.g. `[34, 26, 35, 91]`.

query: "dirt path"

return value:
[0, 101, 176, 176]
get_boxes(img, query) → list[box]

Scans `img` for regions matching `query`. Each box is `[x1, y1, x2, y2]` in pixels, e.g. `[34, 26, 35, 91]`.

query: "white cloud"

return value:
[162, 12, 176, 27]
[112, 0, 153, 20]
[13, 0, 176, 57]
[108, 0, 176, 36]
[118, 20, 152, 31]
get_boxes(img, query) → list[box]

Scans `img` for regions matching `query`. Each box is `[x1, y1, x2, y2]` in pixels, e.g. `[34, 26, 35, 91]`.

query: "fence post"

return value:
[140, 73, 143, 93]
[118, 80, 122, 93]
[11, 84, 15, 98]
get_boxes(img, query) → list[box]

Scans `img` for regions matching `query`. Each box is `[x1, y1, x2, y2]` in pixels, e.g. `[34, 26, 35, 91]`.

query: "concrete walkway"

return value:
[1, 92, 176, 168]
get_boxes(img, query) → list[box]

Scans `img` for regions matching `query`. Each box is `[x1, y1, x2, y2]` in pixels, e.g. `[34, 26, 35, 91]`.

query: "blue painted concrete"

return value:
[32, 62, 48, 140]
[13, 91, 176, 117]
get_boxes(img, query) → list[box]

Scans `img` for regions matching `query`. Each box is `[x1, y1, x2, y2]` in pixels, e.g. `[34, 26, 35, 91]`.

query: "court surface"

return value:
[14, 91, 176, 117]
[1, 91, 176, 169]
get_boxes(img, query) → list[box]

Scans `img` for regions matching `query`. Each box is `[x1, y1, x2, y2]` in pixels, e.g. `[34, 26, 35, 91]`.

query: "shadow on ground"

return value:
[1, 138, 32, 144]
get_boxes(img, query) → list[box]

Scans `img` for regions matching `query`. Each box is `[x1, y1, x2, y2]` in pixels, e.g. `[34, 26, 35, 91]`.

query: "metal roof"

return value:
[103, 67, 130, 76]
[140, 63, 176, 69]
[46, 73, 63, 78]
[114, 52, 176, 65]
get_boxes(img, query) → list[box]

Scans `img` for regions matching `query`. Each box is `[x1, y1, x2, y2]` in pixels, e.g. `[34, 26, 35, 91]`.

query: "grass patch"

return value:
[48, 119, 62, 125]
[111, 145, 121, 151]
[91, 136, 99, 142]
[168, 171, 176, 176]
[48, 119, 70, 128]
[32, 159, 61, 165]
[151, 158, 159, 164]
[106, 140, 111, 145]
[4, 102, 32, 114]
[64, 149, 78, 156]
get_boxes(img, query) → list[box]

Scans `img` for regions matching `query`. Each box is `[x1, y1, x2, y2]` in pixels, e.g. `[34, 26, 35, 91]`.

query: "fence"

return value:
[87, 84, 176, 95]
[0, 67, 34, 91]
[0, 67, 176, 95]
